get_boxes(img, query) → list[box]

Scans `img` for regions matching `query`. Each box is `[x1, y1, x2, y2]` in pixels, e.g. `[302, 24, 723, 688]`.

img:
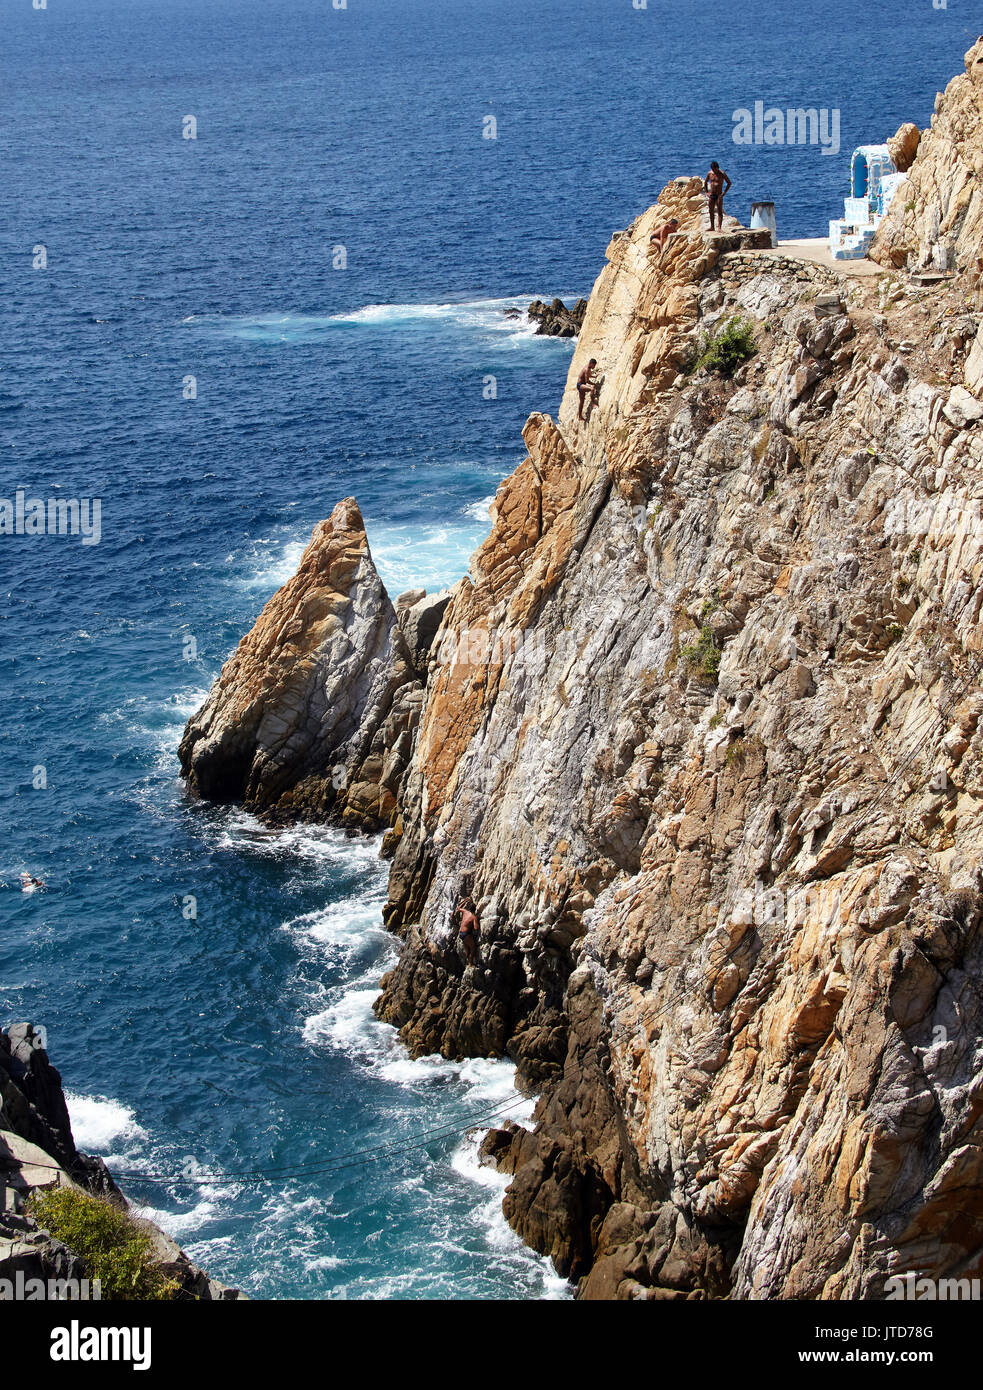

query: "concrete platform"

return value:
[763, 238, 886, 276]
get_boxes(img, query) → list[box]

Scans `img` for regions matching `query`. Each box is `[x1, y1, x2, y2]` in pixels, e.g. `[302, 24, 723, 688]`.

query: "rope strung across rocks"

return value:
[0, 1095, 531, 1189]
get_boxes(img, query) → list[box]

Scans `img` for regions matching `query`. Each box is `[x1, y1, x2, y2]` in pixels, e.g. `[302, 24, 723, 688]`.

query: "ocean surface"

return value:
[0, 0, 968, 1298]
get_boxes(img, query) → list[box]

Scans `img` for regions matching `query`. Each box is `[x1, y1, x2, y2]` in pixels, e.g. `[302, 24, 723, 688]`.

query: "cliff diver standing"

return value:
[704, 161, 731, 231]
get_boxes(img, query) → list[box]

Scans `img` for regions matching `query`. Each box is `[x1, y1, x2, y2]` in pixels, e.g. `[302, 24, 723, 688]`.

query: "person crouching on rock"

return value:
[455, 896, 480, 966]
[577, 359, 600, 420]
[649, 218, 679, 255]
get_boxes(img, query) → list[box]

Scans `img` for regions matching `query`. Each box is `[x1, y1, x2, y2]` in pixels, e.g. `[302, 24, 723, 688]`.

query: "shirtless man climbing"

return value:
[577, 359, 600, 420]
[703, 161, 731, 231]
[455, 896, 480, 965]
[649, 217, 679, 254]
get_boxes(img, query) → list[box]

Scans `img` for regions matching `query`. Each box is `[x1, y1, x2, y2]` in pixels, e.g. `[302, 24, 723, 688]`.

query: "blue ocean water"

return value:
[0, 0, 968, 1298]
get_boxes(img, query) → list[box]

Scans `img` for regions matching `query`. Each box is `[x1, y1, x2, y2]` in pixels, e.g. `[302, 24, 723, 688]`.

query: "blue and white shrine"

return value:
[829, 145, 906, 260]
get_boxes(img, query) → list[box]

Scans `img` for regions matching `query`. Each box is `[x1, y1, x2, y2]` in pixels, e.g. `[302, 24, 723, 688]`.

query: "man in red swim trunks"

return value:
[703, 161, 732, 231]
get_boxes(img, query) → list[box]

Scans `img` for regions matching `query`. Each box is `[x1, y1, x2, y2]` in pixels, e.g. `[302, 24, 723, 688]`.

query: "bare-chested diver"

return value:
[650, 217, 680, 254]
[703, 161, 731, 231]
[577, 359, 600, 420]
[455, 896, 480, 965]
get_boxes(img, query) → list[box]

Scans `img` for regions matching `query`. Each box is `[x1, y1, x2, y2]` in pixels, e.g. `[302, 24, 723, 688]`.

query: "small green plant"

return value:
[679, 624, 721, 683]
[29, 1186, 179, 1301]
[688, 316, 758, 378]
[725, 734, 763, 767]
[708, 712, 723, 729]
[725, 736, 746, 766]
[884, 623, 905, 647]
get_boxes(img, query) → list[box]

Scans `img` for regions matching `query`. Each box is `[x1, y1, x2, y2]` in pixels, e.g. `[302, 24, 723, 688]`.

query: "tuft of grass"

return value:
[725, 737, 746, 766]
[688, 316, 758, 378]
[29, 1187, 180, 1301]
[679, 624, 721, 683]
[725, 734, 763, 768]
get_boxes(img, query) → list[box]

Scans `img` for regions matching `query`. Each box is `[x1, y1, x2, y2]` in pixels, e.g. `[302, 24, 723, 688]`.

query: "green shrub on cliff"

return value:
[689, 316, 757, 378]
[679, 624, 721, 683]
[29, 1186, 179, 1300]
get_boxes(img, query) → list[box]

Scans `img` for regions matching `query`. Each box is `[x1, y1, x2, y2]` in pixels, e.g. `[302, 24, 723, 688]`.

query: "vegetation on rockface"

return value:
[679, 624, 721, 683]
[688, 315, 757, 377]
[29, 1186, 179, 1300]
[679, 595, 722, 683]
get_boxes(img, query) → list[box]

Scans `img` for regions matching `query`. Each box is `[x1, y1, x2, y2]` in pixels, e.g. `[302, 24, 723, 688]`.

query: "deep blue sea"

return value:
[1, 0, 969, 1299]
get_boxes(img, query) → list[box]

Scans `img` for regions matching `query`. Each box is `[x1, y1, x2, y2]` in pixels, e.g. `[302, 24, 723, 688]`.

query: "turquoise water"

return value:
[0, 0, 966, 1297]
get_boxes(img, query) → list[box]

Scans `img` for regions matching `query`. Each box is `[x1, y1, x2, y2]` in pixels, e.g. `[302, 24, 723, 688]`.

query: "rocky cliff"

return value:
[872, 43, 983, 273]
[0, 1025, 242, 1299]
[183, 42, 983, 1299]
[179, 497, 431, 830]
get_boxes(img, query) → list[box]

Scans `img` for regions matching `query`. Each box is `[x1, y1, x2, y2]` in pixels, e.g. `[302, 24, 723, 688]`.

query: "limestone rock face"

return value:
[375, 63, 983, 1300]
[179, 497, 420, 829]
[872, 39, 983, 270]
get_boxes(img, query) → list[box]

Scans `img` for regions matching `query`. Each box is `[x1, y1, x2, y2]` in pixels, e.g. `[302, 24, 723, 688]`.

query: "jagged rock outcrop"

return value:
[0, 1025, 241, 1300]
[395, 587, 451, 677]
[887, 120, 921, 174]
[373, 44, 983, 1298]
[179, 496, 422, 830]
[872, 41, 983, 271]
[527, 297, 589, 337]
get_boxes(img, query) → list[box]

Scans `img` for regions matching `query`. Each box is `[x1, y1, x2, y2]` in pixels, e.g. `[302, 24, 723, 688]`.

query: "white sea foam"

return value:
[210, 809, 385, 873]
[134, 1195, 222, 1238]
[65, 1092, 148, 1154]
[449, 1131, 571, 1298]
[283, 897, 390, 968]
[463, 494, 496, 522]
[100, 686, 210, 756]
[233, 514, 485, 600]
[237, 538, 306, 592]
[301, 963, 525, 1112]
[182, 296, 580, 349]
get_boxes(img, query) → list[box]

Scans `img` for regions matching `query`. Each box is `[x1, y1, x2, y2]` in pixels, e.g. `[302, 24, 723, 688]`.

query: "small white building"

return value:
[829, 145, 906, 260]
